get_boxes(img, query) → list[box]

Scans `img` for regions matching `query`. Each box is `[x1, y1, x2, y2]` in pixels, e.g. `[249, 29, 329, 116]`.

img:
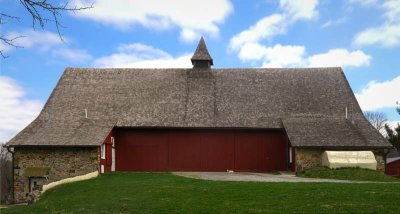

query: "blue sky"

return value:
[1, 0, 400, 142]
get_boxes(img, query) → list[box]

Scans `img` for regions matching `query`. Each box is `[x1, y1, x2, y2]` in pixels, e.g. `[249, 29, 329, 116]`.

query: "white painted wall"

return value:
[111, 148, 115, 171]
[111, 136, 115, 171]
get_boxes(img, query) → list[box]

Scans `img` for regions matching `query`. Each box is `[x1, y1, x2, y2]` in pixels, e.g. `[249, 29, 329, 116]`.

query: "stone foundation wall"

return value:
[295, 148, 323, 172]
[295, 148, 386, 173]
[13, 147, 99, 203]
[372, 150, 385, 173]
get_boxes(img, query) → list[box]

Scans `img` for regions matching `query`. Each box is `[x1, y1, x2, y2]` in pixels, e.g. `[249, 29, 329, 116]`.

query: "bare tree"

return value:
[1, 0, 93, 58]
[364, 111, 388, 133]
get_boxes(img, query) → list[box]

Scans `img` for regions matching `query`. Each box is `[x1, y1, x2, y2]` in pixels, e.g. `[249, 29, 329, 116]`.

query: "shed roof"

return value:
[387, 157, 400, 164]
[7, 67, 391, 148]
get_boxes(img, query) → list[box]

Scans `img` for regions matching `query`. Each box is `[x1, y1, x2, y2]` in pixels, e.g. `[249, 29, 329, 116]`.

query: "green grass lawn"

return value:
[3, 172, 400, 214]
[298, 167, 400, 182]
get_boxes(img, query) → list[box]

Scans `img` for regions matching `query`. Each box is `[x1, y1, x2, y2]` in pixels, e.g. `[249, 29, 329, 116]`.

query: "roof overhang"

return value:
[282, 117, 392, 148]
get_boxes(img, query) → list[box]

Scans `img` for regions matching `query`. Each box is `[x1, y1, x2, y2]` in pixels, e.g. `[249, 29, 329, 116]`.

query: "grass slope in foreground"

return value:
[298, 167, 400, 182]
[3, 173, 400, 214]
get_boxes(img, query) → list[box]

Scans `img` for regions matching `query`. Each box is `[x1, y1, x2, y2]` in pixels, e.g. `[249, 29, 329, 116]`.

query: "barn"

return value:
[387, 159, 400, 178]
[386, 149, 400, 177]
[6, 37, 391, 203]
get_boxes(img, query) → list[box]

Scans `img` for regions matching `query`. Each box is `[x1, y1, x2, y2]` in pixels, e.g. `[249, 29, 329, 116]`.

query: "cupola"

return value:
[191, 37, 213, 68]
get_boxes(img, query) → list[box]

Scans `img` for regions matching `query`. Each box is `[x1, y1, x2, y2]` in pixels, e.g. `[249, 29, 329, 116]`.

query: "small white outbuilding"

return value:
[321, 151, 377, 170]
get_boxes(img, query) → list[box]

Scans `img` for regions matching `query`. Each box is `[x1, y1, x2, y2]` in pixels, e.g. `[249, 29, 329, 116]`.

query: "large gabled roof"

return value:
[6, 67, 391, 148]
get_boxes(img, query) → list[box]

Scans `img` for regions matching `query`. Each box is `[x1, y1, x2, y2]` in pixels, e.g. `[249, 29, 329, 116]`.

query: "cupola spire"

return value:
[191, 37, 213, 68]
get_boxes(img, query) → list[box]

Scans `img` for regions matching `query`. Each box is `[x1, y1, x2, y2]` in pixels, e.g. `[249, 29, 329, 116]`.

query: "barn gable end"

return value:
[5, 38, 391, 203]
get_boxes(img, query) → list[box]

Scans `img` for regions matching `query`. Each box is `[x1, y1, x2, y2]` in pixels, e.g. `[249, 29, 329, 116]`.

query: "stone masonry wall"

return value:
[295, 148, 386, 173]
[372, 150, 385, 173]
[13, 147, 99, 203]
[295, 148, 323, 172]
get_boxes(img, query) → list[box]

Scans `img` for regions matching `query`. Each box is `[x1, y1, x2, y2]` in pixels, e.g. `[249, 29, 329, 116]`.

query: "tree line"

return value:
[365, 104, 400, 151]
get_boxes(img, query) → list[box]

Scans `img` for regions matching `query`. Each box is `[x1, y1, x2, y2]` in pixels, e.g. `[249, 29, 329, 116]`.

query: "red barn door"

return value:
[115, 129, 287, 172]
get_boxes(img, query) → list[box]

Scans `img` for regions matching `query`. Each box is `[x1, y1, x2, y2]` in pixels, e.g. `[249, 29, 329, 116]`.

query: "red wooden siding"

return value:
[115, 129, 287, 172]
[200, 132, 235, 171]
[235, 131, 286, 171]
[168, 132, 203, 171]
[386, 160, 400, 178]
[100, 130, 114, 173]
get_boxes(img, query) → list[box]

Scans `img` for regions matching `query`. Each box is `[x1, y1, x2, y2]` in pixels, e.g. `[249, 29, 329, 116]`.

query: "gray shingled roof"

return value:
[191, 37, 213, 65]
[282, 117, 388, 148]
[7, 67, 391, 148]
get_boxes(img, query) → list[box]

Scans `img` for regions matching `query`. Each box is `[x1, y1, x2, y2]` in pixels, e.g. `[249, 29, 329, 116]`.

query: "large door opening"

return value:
[115, 129, 287, 172]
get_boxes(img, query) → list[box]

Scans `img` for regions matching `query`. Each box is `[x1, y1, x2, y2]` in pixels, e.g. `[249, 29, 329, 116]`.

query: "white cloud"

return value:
[0, 39, 13, 53]
[116, 43, 170, 59]
[94, 43, 192, 68]
[279, 0, 319, 20]
[180, 29, 201, 43]
[0, 76, 43, 143]
[51, 48, 93, 62]
[321, 20, 333, 28]
[237, 43, 269, 61]
[308, 49, 371, 67]
[321, 17, 346, 28]
[354, 0, 400, 47]
[71, 0, 233, 42]
[349, 0, 378, 6]
[356, 76, 400, 111]
[230, 0, 319, 51]
[0, 29, 93, 63]
[237, 43, 305, 67]
[0, 30, 62, 53]
[383, 0, 400, 22]
[354, 24, 400, 47]
[230, 1, 368, 69]
[261, 44, 305, 67]
[237, 42, 370, 68]
[229, 14, 286, 51]
[229, 0, 319, 62]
